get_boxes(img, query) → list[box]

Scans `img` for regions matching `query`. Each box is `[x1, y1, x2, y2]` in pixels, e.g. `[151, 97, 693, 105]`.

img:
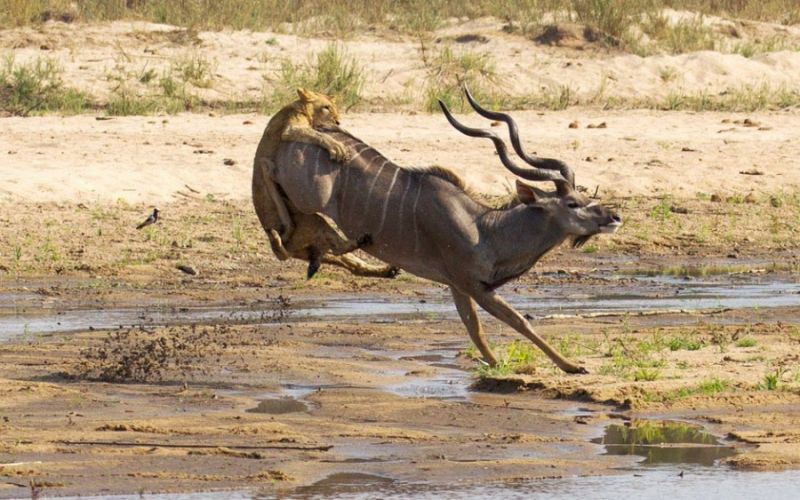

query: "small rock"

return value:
[743, 193, 757, 204]
[454, 34, 489, 44]
[670, 206, 689, 214]
[193, 149, 214, 154]
[224, 158, 236, 166]
[739, 169, 763, 176]
[176, 264, 198, 276]
[742, 118, 760, 127]
[710, 194, 722, 202]
[587, 122, 607, 129]
[568, 121, 579, 129]
[243, 120, 253, 125]
[681, 147, 697, 152]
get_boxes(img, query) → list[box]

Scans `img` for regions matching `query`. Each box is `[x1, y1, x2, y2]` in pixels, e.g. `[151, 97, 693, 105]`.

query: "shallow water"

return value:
[2, 275, 799, 341]
[57, 469, 800, 499]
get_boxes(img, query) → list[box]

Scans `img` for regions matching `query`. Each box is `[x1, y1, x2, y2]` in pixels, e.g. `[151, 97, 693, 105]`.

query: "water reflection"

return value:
[592, 421, 737, 465]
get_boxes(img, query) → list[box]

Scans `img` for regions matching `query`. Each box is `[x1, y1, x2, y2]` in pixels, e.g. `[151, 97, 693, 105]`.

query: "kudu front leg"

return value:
[451, 287, 498, 366]
[472, 291, 587, 374]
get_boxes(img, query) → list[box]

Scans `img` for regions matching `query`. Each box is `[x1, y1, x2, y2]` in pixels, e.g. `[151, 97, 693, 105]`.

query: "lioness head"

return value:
[297, 88, 341, 127]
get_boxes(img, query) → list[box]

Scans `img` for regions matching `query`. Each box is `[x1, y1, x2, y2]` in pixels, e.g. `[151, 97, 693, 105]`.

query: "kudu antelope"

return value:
[271, 89, 621, 374]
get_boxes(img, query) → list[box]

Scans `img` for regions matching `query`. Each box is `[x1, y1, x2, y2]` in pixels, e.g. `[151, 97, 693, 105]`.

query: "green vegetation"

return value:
[736, 337, 757, 348]
[104, 55, 217, 115]
[668, 334, 703, 351]
[465, 340, 541, 378]
[263, 43, 365, 112]
[757, 367, 785, 391]
[171, 53, 216, 88]
[633, 367, 661, 381]
[597, 324, 670, 380]
[422, 45, 507, 113]
[0, 56, 89, 115]
[644, 377, 731, 402]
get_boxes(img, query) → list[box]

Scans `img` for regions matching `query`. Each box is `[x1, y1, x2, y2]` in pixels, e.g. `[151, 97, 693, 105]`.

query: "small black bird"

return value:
[136, 208, 160, 230]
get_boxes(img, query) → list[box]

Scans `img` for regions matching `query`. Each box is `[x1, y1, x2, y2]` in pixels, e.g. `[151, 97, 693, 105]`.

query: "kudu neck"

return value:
[480, 204, 568, 267]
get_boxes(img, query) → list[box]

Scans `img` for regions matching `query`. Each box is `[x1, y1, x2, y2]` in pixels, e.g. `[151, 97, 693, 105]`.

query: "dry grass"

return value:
[1, 1, 798, 34]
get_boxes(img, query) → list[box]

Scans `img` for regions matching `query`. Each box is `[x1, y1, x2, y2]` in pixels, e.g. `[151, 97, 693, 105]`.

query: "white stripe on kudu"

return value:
[376, 168, 400, 236]
[411, 174, 424, 254]
[363, 158, 388, 212]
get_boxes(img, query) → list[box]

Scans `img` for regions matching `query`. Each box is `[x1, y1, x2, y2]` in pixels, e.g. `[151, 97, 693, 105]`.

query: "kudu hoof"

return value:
[385, 267, 400, 278]
[564, 365, 589, 375]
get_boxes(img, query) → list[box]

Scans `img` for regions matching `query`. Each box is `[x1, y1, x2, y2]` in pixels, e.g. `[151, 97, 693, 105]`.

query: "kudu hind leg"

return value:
[451, 288, 498, 366]
[472, 291, 587, 374]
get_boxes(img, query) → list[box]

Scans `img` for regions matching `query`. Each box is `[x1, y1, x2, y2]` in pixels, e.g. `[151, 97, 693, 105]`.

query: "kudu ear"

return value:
[515, 180, 539, 204]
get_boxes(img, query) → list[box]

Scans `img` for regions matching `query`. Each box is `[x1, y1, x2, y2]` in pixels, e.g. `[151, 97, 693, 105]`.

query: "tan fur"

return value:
[257, 89, 352, 250]
[260, 88, 349, 169]
[252, 89, 396, 278]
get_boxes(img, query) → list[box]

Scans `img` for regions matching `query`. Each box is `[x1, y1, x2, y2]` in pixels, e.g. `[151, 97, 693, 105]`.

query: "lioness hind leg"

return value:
[259, 157, 295, 241]
[267, 229, 291, 261]
[321, 254, 399, 278]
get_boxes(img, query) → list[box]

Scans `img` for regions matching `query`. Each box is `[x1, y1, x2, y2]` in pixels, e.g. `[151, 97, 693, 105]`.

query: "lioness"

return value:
[253, 89, 397, 279]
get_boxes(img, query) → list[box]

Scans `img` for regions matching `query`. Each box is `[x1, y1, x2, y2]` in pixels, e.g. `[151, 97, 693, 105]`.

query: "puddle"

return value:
[591, 420, 737, 466]
[387, 376, 469, 400]
[2, 275, 800, 341]
[246, 397, 307, 414]
[283, 473, 395, 499]
[270, 469, 800, 499]
[382, 345, 472, 401]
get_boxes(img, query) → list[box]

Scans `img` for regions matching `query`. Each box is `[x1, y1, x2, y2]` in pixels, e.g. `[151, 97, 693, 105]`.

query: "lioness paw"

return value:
[328, 142, 349, 162]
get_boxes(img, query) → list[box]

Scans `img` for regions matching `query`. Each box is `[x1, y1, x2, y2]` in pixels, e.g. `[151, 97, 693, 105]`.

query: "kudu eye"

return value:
[567, 201, 580, 209]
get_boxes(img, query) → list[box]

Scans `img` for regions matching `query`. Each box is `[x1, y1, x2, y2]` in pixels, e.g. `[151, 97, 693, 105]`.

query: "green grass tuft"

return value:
[0, 56, 89, 115]
[263, 43, 366, 113]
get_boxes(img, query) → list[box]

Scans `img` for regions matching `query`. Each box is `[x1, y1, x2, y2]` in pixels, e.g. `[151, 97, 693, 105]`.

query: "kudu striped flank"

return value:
[272, 88, 621, 374]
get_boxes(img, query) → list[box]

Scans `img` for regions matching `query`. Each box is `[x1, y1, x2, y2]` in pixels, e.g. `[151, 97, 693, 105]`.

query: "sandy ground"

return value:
[2, 109, 799, 204]
[2, 18, 799, 204]
[3, 16, 800, 104]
